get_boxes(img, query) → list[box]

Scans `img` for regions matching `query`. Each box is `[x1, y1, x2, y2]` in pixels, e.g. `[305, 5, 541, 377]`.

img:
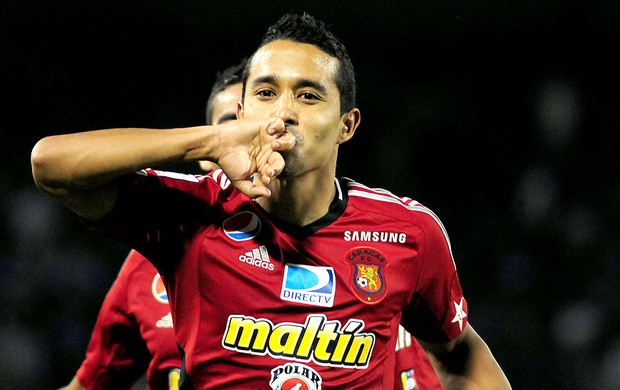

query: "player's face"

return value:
[240, 39, 350, 180]
[200, 83, 243, 172]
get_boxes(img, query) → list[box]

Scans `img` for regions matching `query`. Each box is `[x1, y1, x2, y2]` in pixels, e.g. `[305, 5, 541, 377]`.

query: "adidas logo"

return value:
[239, 245, 274, 271]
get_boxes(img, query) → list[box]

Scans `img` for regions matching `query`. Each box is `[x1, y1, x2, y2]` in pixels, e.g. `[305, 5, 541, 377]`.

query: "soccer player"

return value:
[33, 13, 511, 389]
[58, 59, 246, 390]
[60, 54, 442, 390]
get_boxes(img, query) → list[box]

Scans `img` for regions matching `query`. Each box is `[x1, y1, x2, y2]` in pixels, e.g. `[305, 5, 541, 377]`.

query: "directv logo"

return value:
[280, 264, 335, 307]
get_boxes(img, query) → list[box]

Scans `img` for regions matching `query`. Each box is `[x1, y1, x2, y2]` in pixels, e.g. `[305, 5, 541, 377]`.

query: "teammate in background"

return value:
[33, 13, 511, 389]
[59, 251, 180, 390]
[395, 325, 443, 390]
[58, 59, 247, 390]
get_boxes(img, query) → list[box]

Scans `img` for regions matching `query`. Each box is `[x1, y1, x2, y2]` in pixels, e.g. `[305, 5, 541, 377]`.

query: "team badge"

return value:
[151, 273, 168, 304]
[270, 363, 322, 390]
[346, 246, 388, 304]
[223, 211, 261, 241]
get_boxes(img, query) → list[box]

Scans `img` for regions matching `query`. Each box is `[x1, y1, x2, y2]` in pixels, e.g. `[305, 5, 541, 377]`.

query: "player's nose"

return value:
[272, 93, 298, 127]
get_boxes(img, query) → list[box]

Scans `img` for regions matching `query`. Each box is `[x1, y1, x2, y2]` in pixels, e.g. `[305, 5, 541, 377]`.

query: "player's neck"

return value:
[256, 174, 337, 227]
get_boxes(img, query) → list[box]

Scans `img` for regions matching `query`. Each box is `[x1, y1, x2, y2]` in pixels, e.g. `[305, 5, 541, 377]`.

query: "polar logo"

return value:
[223, 211, 261, 241]
[270, 363, 322, 390]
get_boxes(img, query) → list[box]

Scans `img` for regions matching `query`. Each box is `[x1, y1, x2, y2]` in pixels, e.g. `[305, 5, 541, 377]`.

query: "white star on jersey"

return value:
[451, 297, 467, 331]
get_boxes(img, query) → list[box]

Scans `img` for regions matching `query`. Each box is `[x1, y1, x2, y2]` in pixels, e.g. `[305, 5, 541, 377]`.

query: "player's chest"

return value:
[187, 210, 417, 314]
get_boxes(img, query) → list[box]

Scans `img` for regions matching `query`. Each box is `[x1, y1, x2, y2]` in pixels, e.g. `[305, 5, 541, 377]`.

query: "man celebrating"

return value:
[33, 13, 511, 389]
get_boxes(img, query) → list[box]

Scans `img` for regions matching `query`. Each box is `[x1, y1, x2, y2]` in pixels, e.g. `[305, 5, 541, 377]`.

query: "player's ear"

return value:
[337, 108, 360, 144]
[236, 101, 244, 119]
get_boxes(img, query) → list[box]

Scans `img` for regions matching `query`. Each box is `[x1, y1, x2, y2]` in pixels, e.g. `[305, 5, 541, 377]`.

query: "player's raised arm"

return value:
[31, 118, 295, 220]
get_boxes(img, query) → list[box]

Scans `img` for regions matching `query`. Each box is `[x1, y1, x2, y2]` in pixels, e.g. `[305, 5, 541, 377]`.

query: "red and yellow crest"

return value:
[346, 246, 389, 304]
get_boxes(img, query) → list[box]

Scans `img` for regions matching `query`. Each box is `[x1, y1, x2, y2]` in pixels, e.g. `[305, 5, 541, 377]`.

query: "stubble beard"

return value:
[278, 150, 302, 180]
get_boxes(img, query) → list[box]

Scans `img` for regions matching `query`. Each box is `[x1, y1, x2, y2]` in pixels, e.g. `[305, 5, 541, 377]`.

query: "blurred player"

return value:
[59, 250, 180, 390]
[395, 325, 443, 390]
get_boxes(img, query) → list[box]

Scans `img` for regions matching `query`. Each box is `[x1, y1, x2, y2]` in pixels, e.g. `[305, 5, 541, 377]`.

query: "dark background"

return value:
[1, 0, 619, 388]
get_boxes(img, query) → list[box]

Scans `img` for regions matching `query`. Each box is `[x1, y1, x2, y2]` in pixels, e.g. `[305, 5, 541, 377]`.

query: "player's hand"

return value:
[215, 117, 295, 198]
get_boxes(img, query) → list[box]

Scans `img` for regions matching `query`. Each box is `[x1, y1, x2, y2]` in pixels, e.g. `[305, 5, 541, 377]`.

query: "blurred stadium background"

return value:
[1, 0, 619, 388]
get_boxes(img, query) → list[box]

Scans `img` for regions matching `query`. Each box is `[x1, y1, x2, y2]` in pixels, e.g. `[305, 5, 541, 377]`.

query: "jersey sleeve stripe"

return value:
[346, 181, 456, 269]
[152, 170, 201, 182]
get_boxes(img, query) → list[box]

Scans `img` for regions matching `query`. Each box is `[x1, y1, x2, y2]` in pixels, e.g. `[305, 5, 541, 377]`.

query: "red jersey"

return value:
[394, 326, 443, 390]
[86, 169, 468, 390]
[76, 250, 181, 390]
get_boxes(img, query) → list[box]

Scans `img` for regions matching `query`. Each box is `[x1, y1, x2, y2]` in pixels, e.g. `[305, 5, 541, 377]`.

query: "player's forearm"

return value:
[437, 362, 512, 388]
[31, 125, 216, 219]
[421, 325, 511, 389]
[459, 326, 511, 389]
[434, 343, 511, 389]
[31, 126, 214, 196]
[465, 344, 512, 389]
[57, 376, 85, 390]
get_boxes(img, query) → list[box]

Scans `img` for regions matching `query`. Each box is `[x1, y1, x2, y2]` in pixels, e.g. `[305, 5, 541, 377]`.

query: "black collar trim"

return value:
[258, 177, 348, 238]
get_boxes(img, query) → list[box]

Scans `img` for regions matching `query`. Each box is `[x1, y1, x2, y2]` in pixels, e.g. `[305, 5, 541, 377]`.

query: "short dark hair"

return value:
[205, 57, 247, 125]
[243, 13, 356, 115]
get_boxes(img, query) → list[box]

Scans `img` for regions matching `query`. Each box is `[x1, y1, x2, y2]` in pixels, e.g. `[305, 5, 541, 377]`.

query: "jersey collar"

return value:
[256, 177, 348, 237]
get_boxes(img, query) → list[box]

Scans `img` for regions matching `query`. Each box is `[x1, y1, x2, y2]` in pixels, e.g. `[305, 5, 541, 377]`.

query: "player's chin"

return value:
[277, 167, 292, 180]
[277, 161, 300, 180]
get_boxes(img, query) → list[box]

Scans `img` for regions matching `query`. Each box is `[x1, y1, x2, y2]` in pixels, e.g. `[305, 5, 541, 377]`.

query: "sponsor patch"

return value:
[343, 230, 407, 243]
[223, 211, 261, 241]
[270, 363, 322, 390]
[151, 273, 168, 304]
[281, 264, 335, 307]
[222, 314, 375, 368]
[346, 246, 388, 304]
[399, 369, 418, 390]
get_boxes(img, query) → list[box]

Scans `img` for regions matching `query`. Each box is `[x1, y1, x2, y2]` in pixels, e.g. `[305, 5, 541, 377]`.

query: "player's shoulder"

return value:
[117, 249, 156, 278]
[343, 178, 438, 220]
[342, 177, 451, 239]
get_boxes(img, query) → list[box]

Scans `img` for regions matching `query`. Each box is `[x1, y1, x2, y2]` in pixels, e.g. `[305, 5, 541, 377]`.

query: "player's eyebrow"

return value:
[216, 113, 237, 124]
[293, 79, 327, 95]
[251, 75, 328, 95]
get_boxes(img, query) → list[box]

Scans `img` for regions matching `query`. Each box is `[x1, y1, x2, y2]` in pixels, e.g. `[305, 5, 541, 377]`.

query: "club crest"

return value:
[346, 246, 388, 304]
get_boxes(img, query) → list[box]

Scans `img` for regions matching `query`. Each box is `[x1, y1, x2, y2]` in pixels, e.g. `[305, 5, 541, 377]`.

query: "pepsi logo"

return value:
[223, 211, 261, 241]
[151, 273, 169, 304]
